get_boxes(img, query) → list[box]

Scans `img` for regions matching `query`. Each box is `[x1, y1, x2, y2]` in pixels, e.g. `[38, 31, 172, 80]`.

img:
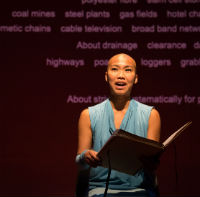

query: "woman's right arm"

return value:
[77, 109, 101, 168]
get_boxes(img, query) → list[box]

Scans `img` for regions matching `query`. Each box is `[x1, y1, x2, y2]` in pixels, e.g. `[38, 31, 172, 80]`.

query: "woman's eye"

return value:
[111, 68, 117, 71]
[125, 69, 132, 72]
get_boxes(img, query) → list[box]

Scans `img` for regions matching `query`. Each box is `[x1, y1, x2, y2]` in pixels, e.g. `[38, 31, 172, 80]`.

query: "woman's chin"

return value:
[112, 91, 130, 97]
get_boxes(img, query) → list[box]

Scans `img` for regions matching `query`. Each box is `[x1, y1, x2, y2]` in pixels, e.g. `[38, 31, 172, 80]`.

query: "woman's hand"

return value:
[84, 150, 102, 168]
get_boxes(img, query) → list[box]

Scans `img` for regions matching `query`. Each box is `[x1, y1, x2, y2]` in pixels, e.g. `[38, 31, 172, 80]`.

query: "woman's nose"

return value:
[118, 70, 125, 78]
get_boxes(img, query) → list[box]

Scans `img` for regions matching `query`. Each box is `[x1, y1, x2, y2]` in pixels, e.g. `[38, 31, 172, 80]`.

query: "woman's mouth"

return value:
[115, 82, 126, 89]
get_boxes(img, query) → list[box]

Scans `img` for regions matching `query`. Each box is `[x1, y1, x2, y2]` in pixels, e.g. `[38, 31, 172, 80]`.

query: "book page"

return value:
[163, 121, 192, 147]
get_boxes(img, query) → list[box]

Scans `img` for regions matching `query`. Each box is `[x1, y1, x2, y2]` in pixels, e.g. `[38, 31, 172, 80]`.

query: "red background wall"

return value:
[0, 1, 200, 196]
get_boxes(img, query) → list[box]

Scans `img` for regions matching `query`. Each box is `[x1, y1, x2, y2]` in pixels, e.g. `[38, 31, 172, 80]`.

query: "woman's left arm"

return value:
[141, 108, 161, 172]
[147, 108, 161, 142]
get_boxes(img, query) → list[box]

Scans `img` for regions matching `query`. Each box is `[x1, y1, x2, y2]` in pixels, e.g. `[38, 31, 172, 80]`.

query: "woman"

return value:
[76, 53, 161, 197]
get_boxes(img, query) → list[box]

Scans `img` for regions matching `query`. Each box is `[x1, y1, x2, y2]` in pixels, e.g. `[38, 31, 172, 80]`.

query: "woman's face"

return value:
[105, 54, 138, 97]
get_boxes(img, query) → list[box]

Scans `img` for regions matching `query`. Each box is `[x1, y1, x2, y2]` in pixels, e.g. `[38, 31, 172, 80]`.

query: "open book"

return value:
[97, 121, 192, 175]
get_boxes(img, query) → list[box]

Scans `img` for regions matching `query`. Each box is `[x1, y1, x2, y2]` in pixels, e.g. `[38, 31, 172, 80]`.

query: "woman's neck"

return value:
[109, 95, 131, 111]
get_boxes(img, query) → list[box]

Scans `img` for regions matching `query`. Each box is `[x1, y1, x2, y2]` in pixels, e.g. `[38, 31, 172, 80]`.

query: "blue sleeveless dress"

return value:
[88, 99, 156, 197]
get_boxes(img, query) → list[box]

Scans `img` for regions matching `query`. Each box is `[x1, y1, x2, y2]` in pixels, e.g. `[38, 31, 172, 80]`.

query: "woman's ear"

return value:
[105, 72, 108, 82]
[134, 74, 138, 84]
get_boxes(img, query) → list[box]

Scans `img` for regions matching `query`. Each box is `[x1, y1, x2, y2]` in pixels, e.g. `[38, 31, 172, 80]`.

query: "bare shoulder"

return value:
[78, 108, 91, 129]
[79, 108, 90, 121]
[147, 108, 161, 142]
[150, 108, 161, 120]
